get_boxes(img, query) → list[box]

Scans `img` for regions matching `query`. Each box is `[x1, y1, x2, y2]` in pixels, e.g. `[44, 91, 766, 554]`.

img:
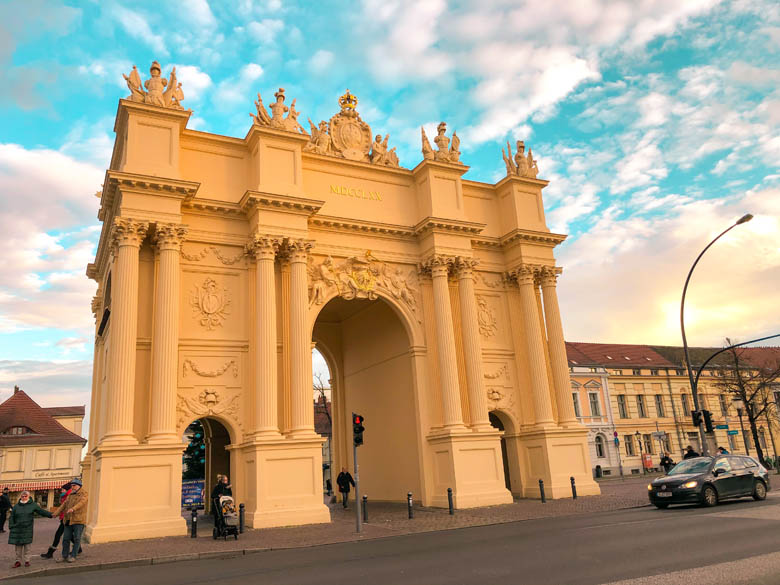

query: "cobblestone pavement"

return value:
[0, 477, 655, 580]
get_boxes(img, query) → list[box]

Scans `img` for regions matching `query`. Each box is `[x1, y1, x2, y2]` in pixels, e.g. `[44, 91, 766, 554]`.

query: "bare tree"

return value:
[313, 372, 331, 427]
[714, 341, 780, 465]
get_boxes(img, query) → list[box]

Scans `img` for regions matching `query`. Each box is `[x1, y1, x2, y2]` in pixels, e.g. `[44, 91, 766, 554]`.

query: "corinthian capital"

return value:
[419, 254, 455, 278]
[539, 265, 562, 287]
[453, 256, 479, 279]
[245, 233, 281, 261]
[110, 218, 149, 255]
[285, 238, 313, 263]
[507, 264, 538, 286]
[154, 223, 189, 251]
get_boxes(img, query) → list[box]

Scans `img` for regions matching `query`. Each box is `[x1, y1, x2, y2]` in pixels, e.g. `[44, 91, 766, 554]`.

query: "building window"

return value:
[719, 395, 729, 417]
[663, 435, 672, 453]
[650, 369, 659, 376]
[760, 429, 767, 449]
[728, 434, 737, 452]
[572, 393, 581, 418]
[613, 369, 623, 375]
[588, 393, 601, 417]
[654, 395, 665, 418]
[643, 434, 654, 454]
[624, 435, 635, 456]
[676, 369, 684, 376]
[618, 395, 629, 418]
[637, 395, 648, 418]
[632, 369, 641, 375]
[681, 394, 690, 415]
[595, 435, 605, 458]
[2, 426, 30, 435]
[589, 367, 598, 373]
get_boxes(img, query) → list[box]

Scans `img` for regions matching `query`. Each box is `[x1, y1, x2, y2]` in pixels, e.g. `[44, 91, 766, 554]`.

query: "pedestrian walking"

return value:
[659, 454, 675, 474]
[8, 490, 52, 568]
[336, 467, 355, 509]
[683, 445, 700, 459]
[40, 483, 74, 559]
[50, 478, 87, 563]
[0, 488, 11, 533]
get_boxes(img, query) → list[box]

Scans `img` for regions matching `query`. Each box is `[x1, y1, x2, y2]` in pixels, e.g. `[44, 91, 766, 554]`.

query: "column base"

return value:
[99, 433, 139, 447]
[85, 442, 187, 544]
[426, 430, 513, 508]
[145, 433, 184, 445]
[514, 426, 601, 499]
[240, 435, 330, 530]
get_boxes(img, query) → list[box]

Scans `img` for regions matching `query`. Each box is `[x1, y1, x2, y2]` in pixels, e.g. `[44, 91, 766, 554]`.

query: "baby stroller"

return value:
[212, 495, 239, 540]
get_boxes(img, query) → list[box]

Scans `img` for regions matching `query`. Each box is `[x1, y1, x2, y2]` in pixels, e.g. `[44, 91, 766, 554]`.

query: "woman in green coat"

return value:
[8, 491, 52, 568]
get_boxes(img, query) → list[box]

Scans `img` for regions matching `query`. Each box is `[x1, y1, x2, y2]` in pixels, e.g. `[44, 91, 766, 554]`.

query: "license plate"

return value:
[657, 492, 672, 497]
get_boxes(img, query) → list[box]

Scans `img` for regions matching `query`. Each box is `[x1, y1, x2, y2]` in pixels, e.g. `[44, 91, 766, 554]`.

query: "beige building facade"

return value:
[83, 62, 599, 544]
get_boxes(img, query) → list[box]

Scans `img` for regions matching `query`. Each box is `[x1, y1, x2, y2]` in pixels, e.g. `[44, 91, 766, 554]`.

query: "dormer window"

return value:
[2, 426, 31, 435]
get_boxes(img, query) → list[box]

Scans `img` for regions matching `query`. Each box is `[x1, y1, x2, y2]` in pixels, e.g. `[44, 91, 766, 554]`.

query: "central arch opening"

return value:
[313, 296, 421, 502]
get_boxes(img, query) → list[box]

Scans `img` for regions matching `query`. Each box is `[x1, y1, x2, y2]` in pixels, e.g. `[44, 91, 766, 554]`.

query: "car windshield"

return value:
[667, 458, 713, 475]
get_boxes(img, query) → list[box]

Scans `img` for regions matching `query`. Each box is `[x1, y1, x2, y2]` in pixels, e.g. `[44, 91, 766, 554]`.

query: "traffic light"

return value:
[691, 410, 702, 427]
[352, 413, 365, 446]
[702, 409, 713, 433]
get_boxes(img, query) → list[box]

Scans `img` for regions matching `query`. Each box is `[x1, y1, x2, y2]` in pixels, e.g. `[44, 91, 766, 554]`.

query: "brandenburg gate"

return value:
[82, 61, 599, 543]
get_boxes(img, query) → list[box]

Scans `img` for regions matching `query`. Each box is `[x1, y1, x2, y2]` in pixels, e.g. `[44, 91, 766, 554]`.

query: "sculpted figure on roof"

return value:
[304, 90, 400, 168]
[421, 122, 462, 164]
[123, 61, 184, 109]
[251, 88, 306, 133]
[502, 140, 539, 179]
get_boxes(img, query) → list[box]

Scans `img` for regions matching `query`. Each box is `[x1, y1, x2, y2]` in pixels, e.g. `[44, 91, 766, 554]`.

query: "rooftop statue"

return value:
[304, 90, 400, 168]
[421, 122, 462, 164]
[123, 61, 185, 109]
[502, 140, 539, 179]
[251, 88, 306, 133]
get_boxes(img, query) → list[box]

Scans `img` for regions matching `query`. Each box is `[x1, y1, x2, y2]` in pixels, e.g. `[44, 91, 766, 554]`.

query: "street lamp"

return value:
[680, 213, 753, 456]
[733, 398, 749, 456]
[635, 431, 644, 474]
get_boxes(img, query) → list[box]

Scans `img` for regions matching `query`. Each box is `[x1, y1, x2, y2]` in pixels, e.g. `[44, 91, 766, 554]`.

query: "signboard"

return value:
[727, 430, 739, 436]
[642, 453, 653, 469]
[715, 424, 729, 430]
[651, 432, 667, 440]
[182, 479, 204, 508]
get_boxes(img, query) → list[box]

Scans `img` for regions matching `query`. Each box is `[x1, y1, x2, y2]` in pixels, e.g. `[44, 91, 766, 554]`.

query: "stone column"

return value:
[148, 223, 188, 443]
[513, 265, 555, 426]
[427, 256, 466, 430]
[540, 266, 578, 425]
[454, 258, 491, 430]
[103, 218, 148, 445]
[248, 234, 281, 437]
[288, 239, 314, 436]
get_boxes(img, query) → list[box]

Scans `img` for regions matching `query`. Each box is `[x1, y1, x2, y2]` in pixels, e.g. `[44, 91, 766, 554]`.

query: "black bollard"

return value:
[407, 491, 414, 519]
[447, 487, 454, 515]
[239, 503, 245, 533]
[539, 479, 546, 503]
[570, 476, 577, 499]
[190, 508, 198, 538]
[362, 495, 368, 523]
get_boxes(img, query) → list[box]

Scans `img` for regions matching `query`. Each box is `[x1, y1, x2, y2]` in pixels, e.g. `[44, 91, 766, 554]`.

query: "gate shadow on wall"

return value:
[313, 296, 422, 502]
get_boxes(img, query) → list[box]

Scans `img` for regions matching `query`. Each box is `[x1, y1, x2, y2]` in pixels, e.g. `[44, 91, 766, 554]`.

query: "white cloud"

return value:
[309, 50, 334, 73]
[173, 64, 213, 102]
[182, 0, 217, 29]
[247, 19, 284, 44]
[557, 186, 780, 346]
[212, 63, 264, 109]
[110, 5, 167, 56]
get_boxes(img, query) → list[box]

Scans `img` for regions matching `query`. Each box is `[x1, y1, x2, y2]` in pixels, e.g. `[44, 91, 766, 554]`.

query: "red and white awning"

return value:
[0, 480, 72, 492]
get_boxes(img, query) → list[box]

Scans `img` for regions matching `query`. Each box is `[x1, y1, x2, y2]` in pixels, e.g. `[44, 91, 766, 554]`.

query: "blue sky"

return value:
[0, 0, 778, 408]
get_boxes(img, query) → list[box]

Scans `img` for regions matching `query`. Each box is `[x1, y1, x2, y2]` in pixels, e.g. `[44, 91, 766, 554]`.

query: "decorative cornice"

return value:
[239, 190, 324, 217]
[499, 228, 567, 248]
[413, 217, 485, 237]
[182, 200, 243, 216]
[98, 170, 200, 221]
[309, 215, 415, 238]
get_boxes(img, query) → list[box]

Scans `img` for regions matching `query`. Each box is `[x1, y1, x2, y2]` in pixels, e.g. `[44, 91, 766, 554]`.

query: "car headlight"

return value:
[647, 484, 653, 491]
[683, 481, 698, 488]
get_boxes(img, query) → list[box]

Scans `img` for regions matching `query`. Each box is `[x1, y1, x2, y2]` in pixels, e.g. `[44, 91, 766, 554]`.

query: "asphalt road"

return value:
[12, 496, 780, 585]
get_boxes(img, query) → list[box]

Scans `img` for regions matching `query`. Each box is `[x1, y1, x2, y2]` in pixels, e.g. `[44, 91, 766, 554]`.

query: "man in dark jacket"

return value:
[683, 446, 700, 459]
[659, 454, 675, 474]
[0, 488, 11, 533]
[336, 468, 355, 509]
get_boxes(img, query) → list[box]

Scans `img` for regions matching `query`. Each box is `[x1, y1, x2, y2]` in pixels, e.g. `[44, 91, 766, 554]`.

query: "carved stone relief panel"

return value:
[176, 386, 244, 438]
[190, 277, 231, 330]
[181, 245, 247, 266]
[474, 293, 509, 348]
[484, 362, 517, 419]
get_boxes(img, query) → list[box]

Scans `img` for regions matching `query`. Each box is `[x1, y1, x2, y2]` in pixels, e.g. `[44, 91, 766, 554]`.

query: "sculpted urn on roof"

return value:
[123, 61, 184, 109]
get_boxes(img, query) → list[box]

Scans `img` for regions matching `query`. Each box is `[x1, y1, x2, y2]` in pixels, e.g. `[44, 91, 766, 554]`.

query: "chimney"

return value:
[13, 385, 19, 394]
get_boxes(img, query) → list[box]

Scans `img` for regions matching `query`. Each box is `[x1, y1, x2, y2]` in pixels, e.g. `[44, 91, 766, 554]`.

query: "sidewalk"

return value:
[0, 478, 651, 580]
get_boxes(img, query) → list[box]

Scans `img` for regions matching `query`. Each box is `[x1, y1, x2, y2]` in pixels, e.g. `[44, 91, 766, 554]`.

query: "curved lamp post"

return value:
[680, 213, 753, 456]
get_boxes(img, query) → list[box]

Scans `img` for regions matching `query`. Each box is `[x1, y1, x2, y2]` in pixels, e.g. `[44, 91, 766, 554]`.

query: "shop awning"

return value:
[0, 480, 73, 492]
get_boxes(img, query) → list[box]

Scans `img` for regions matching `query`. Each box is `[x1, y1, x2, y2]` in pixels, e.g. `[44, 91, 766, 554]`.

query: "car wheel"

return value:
[701, 485, 718, 507]
[753, 480, 767, 501]
[654, 503, 669, 509]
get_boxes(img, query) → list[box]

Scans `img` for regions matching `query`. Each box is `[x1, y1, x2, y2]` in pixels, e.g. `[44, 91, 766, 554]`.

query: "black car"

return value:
[648, 454, 770, 509]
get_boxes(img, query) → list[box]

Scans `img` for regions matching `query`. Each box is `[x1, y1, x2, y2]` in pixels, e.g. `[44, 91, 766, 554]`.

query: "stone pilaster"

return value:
[148, 223, 188, 443]
[540, 266, 578, 426]
[454, 258, 491, 430]
[103, 217, 148, 445]
[248, 234, 281, 437]
[287, 239, 315, 436]
[511, 265, 555, 427]
[424, 256, 466, 430]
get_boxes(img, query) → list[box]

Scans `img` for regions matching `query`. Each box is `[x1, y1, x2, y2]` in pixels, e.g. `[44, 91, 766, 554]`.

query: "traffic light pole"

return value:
[354, 442, 361, 533]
